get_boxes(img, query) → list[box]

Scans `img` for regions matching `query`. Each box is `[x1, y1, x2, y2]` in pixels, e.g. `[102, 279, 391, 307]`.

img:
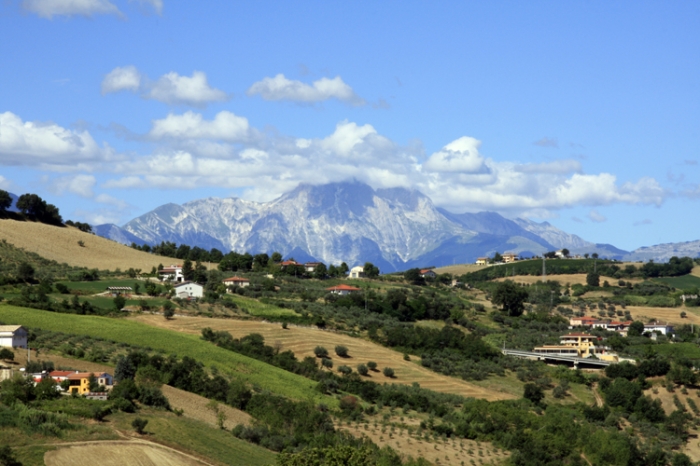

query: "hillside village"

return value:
[2, 210, 700, 465]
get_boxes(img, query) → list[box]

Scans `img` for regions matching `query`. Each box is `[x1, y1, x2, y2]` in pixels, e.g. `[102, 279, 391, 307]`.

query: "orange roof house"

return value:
[326, 284, 361, 296]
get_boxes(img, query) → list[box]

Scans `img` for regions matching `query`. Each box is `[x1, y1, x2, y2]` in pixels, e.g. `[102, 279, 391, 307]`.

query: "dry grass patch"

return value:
[161, 385, 252, 430]
[130, 314, 513, 401]
[44, 440, 209, 466]
[624, 305, 700, 325]
[9, 348, 113, 373]
[0, 219, 185, 271]
[492, 274, 643, 287]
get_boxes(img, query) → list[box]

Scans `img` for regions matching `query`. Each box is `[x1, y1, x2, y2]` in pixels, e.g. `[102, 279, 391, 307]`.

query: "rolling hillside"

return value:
[0, 219, 179, 271]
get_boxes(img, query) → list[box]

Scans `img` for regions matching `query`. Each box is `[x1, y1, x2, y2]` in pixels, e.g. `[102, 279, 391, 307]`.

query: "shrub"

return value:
[335, 345, 349, 357]
[132, 417, 148, 434]
[367, 361, 378, 371]
[383, 367, 395, 378]
[357, 364, 369, 376]
[321, 358, 333, 369]
[55, 283, 69, 294]
[338, 365, 352, 375]
[0, 348, 13, 361]
[314, 346, 329, 358]
[163, 301, 175, 319]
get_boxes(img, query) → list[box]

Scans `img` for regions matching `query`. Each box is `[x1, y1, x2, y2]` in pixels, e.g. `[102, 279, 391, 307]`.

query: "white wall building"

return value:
[159, 265, 184, 283]
[174, 282, 204, 299]
[0, 325, 28, 349]
[348, 266, 365, 278]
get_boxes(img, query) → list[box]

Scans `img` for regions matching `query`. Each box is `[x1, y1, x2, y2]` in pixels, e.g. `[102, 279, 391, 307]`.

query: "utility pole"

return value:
[542, 256, 546, 280]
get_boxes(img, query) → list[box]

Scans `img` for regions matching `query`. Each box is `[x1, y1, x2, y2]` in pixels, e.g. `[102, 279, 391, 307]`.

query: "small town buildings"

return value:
[304, 262, 323, 273]
[475, 257, 489, 265]
[326, 284, 361, 296]
[420, 269, 437, 279]
[49, 370, 76, 385]
[348, 266, 366, 279]
[67, 372, 114, 395]
[502, 253, 518, 263]
[159, 265, 184, 283]
[174, 282, 204, 299]
[280, 260, 302, 268]
[223, 276, 250, 288]
[0, 325, 28, 349]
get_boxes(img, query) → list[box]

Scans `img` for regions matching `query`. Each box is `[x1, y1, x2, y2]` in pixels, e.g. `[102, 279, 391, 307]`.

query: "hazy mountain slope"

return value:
[93, 224, 148, 246]
[624, 240, 700, 262]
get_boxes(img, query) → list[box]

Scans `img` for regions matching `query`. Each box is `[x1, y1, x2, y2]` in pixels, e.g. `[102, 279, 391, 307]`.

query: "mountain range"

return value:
[81, 181, 696, 272]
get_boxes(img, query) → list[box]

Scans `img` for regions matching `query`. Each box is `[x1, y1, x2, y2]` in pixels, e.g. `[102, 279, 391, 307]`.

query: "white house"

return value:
[0, 325, 28, 349]
[159, 265, 184, 283]
[223, 276, 250, 289]
[348, 266, 365, 278]
[305, 262, 323, 273]
[420, 269, 437, 279]
[174, 282, 204, 299]
[326, 284, 361, 296]
[645, 323, 674, 336]
[475, 257, 489, 265]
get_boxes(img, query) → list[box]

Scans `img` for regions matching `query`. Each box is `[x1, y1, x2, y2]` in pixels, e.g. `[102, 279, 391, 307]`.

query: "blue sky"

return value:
[0, 0, 698, 251]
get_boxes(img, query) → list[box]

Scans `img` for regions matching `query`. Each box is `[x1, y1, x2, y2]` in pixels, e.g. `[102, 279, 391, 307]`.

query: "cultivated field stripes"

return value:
[131, 314, 514, 401]
[0, 305, 330, 405]
[161, 385, 252, 430]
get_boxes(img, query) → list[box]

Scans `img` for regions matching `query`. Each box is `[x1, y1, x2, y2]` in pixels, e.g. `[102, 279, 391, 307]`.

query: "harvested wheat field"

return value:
[131, 315, 513, 401]
[44, 440, 209, 466]
[0, 219, 176, 271]
[434, 263, 484, 275]
[646, 386, 700, 462]
[338, 420, 508, 466]
[624, 305, 700, 325]
[9, 348, 113, 373]
[161, 384, 252, 430]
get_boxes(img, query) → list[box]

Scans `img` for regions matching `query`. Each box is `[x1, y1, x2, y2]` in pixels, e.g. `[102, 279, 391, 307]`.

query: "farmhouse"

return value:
[67, 372, 114, 395]
[0, 325, 28, 349]
[223, 276, 250, 288]
[348, 266, 365, 278]
[326, 284, 361, 296]
[280, 260, 301, 268]
[49, 370, 77, 385]
[305, 262, 323, 273]
[645, 322, 674, 336]
[420, 269, 437, 279]
[174, 281, 204, 299]
[475, 257, 489, 265]
[159, 265, 184, 283]
[502, 253, 518, 263]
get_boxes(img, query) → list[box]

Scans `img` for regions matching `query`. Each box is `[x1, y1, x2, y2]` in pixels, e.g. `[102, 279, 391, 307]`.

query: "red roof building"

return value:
[326, 284, 361, 296]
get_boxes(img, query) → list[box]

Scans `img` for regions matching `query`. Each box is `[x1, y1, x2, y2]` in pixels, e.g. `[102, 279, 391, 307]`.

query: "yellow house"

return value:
[534, 333, 599, 358]
[67, 372, 114, 395]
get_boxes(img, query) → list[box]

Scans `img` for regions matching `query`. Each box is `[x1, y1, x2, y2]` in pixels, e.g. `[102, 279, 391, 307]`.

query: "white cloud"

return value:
[0, 112, 113, 168]
[423, 137, 489, 174]
[22, 0, 122, 18]
[149, 111, 249, 141]
[514, 160, 581, 174]
[50, 174, 96, 197]
[129, 0, 162, 14]
[588, 209, 607, 223]
[247, 74, 364, 105]
[146, 71, 228, 106]
[101, 66, 141, 94]
[101, 67, 227, 106]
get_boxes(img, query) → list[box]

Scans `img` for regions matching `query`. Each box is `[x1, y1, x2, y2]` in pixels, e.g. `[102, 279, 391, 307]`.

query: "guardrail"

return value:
[501, 349, 612, 367]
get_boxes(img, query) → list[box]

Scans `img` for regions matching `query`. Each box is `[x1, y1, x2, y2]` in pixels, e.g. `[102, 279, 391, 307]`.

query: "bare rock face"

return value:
[97, 181, 639, 272]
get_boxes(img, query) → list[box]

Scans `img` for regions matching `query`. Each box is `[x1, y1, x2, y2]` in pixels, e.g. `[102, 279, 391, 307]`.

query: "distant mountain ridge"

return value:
[92, 181, 653, 272]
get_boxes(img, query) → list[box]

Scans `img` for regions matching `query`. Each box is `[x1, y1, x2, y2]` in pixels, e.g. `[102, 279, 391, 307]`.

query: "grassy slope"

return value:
[0, 304, 332, 406]
[0, 219, 177, 271]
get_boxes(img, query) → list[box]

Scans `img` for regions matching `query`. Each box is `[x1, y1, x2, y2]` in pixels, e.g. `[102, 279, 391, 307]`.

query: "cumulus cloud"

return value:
[533, 137, 558, 148]
[0, 112, 114, 168]
[588, 209, 607, 223]
[0, 176, 11, 191]
[50, 174, 96, 197]
[149, 111, 249, 141]
[146, 71, 228, 106]
[247, 74, 364, 105]
[423, 137, 489, 174]
[101, 67, 227, 106]
[101, 66, 141, 94]
[514, 160, 581, 174]
[22, 0, 122, 18]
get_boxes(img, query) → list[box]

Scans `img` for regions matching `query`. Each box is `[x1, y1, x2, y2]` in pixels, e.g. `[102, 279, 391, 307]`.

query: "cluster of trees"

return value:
[65, 220, 92, 233]
[640, 257, 695, 278]
[0, 191, 63, 226]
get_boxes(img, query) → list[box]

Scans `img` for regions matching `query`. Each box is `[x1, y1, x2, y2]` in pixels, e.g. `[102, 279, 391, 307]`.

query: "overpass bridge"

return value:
[501, 349, 612, 368]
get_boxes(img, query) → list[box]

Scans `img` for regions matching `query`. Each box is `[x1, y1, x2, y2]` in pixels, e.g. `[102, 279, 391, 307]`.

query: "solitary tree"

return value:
[363, 262, 380, 278]
[586, 272, 600, 287]
[491, 280, 528, 317]
[0, 190, 12, 212]
[163, 301, 175, 319]
[383, 367, 395, 378]
[113, 295, 126, 311]
[335, 345, 349, 357]
[561, 248, 570, 258]
[314, 346, 329, 358]
[524, 383, 544, 405]
[132, 418, 148, 434]
[182, 259, 194, 281]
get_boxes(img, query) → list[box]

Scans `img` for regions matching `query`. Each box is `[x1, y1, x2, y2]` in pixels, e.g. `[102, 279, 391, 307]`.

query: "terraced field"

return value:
[131, 314, 514, 401]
